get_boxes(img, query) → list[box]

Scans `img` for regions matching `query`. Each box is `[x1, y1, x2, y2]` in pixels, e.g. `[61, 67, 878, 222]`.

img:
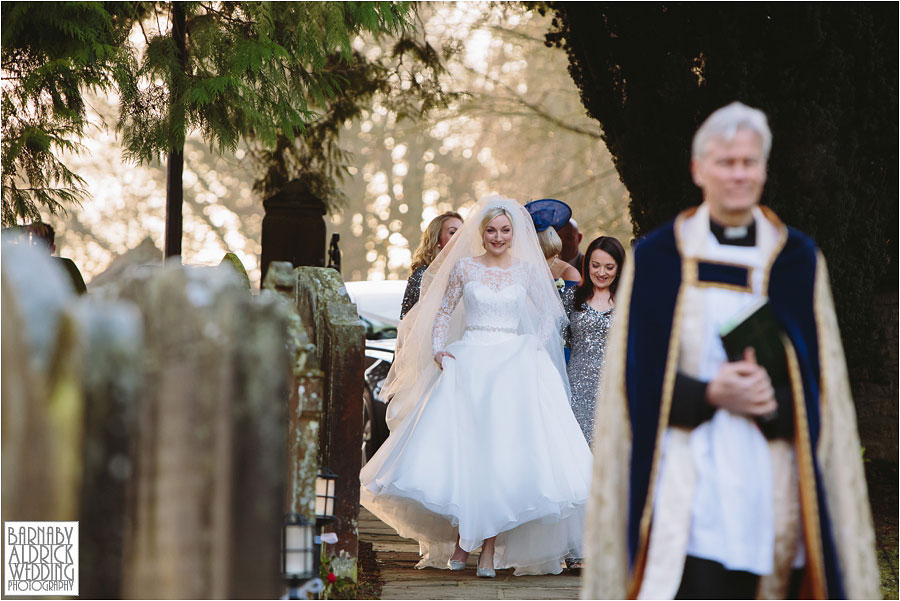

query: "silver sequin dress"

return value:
[400, 264, 427, 320]
[562, 287, 613, 447]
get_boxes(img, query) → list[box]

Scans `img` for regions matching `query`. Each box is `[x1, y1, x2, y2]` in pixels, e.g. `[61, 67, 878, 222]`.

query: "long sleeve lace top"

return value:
[431, 257, 555, 355]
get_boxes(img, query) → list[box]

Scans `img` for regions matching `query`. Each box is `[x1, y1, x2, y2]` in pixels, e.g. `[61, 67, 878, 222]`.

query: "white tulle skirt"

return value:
[359, 332, 593, 575]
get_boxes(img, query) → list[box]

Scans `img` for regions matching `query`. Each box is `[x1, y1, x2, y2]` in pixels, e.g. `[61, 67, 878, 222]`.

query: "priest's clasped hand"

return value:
[705, 347, 777, 417]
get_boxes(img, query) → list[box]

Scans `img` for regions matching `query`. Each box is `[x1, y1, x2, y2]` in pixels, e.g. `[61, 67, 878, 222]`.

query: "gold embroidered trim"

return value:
[628, 213, 689, 598]
[695, 281, 753, 294]
[693, 258, 753, 293]
[812, 251, 829, 451]
[616, 254, 636, 426]
[760, 207, 788, 294]
[785, 336, 828, 598]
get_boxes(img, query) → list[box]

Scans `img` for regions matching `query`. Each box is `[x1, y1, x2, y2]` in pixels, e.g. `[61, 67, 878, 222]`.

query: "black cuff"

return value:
[669, 372, 717, 428]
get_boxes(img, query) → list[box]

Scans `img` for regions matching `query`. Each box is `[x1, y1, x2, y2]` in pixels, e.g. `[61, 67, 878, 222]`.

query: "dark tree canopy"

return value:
[544, 3, 898, 373]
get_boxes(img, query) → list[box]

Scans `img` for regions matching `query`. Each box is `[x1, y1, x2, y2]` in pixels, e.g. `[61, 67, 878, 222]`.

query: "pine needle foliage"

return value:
[116, 2, 412, 164]
[1, 1, 413, 226]
[1, 2, 134, 225]
[249, 31, 463, 212]
[543, 3, 897, 374]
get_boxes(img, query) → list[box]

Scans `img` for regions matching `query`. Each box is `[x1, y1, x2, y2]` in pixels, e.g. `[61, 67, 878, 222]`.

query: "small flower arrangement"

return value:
[320, 548, 357, 599]
[554, 277, 565, 291]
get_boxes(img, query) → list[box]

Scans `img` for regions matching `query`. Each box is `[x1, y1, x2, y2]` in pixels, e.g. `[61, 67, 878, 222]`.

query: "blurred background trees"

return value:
[329, 3, 631, 281]
[6, 2, 630, 285]
[116, 2, 412, 256]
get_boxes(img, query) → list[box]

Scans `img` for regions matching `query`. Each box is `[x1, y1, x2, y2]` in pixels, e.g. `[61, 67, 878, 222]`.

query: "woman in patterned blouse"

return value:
[400, 211, 463, 319]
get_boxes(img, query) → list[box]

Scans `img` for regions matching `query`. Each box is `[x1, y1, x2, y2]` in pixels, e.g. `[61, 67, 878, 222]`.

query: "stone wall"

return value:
[263, 261, 323, 524]
[265, 262, 366, 589]
[294, 267, 366, 560]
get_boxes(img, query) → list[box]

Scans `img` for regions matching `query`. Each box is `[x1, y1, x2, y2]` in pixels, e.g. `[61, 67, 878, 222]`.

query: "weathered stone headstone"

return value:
[3, 238, 296, 599]
[2, 238, 146, 597]
[73, 301, 144, 599]
[1, 239, 79, 522]
[108, 264, 288, 599]
[220, 252, 251, 290]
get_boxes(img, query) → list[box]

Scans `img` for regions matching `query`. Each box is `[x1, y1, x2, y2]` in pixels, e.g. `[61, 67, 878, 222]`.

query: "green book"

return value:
[718, 297, 790, 388]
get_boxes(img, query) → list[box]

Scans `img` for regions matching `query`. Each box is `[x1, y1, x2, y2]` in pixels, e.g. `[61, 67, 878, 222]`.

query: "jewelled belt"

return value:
[465, 325, 517, 334]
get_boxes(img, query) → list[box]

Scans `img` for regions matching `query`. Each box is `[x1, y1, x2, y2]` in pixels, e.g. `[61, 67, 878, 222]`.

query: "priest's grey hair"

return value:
[692, 101, 772, 161]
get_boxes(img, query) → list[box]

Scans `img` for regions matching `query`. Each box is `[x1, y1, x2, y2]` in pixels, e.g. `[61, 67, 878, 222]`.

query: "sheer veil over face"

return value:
[382, 196, 570, 430]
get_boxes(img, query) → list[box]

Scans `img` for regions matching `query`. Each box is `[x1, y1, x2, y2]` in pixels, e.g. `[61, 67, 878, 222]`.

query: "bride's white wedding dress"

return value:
[360, 256, 593, 575]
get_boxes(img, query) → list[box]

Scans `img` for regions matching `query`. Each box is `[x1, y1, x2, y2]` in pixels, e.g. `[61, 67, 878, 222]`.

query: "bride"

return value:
[359, 196, 592, 577]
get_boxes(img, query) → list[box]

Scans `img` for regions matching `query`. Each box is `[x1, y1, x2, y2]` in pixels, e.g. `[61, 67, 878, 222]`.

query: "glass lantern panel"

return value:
[284, 550, 312, 577]
[285, 525, 305, 549]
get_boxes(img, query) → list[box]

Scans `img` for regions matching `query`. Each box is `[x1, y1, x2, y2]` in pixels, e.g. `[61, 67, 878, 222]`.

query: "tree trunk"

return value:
[165, 2, 187, 259]
[165, 149, 184, 258]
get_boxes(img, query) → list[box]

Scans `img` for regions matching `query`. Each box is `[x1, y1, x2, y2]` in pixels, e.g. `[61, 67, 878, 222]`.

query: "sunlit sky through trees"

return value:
[41, 2, 630, 287]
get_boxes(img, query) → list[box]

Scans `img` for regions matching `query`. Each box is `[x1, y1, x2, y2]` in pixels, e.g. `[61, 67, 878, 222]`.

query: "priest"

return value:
[582, 102, 879, 599]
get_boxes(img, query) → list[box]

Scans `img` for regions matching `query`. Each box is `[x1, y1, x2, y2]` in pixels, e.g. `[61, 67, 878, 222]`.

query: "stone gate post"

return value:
[294, 267, 366, 560]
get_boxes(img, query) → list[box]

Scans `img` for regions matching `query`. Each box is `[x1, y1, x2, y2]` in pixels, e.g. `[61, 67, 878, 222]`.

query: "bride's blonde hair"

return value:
[410, 211, 463, 272]
[479, 206, 515, 239]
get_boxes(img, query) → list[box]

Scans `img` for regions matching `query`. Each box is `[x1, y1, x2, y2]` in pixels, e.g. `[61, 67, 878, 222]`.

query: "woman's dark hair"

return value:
[574, 236, 626, 311]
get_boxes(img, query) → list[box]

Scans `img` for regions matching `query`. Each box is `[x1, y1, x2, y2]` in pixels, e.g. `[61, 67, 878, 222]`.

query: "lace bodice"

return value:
[432, 257, 552, 354]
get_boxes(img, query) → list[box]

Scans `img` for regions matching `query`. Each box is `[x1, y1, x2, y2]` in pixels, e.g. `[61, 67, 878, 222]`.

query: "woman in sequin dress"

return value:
[400, 211, 463, 319]
[562, 236, 626, 447]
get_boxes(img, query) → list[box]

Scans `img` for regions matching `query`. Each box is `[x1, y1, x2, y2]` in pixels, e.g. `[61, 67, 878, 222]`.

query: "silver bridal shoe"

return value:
[448, 559, 467, 571]
[476, 555, 495, 578]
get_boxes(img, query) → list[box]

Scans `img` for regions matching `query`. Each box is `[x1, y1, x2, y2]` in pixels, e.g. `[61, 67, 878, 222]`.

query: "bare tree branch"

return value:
[545, 166, 619, 198]
[461, 64, 603, 139]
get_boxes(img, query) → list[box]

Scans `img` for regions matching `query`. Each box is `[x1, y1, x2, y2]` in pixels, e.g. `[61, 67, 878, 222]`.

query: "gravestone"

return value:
[261, 179, 327, 284]
[108, 264, 288, 599]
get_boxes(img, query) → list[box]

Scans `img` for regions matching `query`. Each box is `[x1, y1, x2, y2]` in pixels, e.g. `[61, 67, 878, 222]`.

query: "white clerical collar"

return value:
[709, 217, 756, 246]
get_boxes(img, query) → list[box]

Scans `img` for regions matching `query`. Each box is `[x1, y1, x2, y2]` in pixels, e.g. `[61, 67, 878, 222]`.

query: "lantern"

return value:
[316, 467, 337, 523]
[282, 513, 316, 583]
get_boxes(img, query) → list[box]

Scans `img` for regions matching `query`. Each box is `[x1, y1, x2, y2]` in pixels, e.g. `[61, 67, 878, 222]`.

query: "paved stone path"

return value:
[359, 507, 582, 600]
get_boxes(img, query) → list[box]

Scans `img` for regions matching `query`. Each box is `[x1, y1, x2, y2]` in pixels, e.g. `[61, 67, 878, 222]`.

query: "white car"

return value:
[345, 280, 406, 463]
